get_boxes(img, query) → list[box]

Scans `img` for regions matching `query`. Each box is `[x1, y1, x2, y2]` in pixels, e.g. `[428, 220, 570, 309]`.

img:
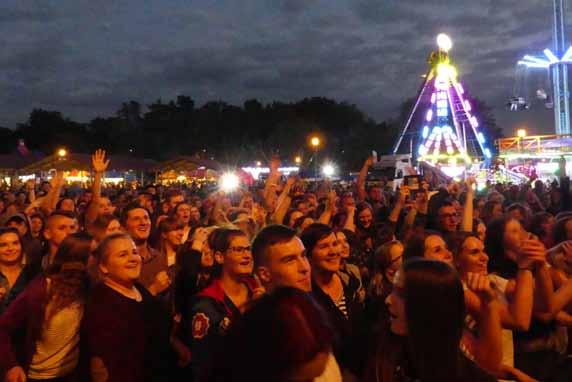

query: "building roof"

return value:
[19, 153, 157, 173]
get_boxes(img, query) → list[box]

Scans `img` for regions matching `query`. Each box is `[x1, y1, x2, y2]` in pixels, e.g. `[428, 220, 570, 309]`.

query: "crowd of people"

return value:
[1, 149, 572, 382]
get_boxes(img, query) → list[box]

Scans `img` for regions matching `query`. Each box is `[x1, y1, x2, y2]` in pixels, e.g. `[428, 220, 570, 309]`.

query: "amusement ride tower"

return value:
[392, 34, 491, 177]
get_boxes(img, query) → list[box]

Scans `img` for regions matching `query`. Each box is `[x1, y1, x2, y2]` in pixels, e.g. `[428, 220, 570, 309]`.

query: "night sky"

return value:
[0, 0, 566, 137]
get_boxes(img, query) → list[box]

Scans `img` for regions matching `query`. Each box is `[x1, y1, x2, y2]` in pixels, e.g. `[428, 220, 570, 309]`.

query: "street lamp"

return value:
[295, 156, 302, 164]
[517, 128, 527, 138]
[309, 136, 321, 180]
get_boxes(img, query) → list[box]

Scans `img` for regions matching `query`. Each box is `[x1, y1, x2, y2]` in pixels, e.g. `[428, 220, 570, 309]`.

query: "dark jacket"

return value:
[311, 275, 366, 376]
[0, 264, 41, 315]
[186, 278, 257, 381]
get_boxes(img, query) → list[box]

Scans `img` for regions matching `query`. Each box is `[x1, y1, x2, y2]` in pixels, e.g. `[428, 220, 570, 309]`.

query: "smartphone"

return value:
[403, 175, 421, 191]
[403, 175, 421, 200]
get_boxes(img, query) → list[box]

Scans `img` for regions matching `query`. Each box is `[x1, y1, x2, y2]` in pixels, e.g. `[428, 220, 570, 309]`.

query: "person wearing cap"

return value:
[0, 233, 91, 382]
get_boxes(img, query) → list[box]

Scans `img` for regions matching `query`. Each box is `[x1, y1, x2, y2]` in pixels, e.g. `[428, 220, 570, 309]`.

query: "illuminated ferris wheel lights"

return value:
[436, 33, 453, 52]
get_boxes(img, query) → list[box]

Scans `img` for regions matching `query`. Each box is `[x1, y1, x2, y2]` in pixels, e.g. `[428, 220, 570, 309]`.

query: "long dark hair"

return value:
[174, 241, 213, 316]
[553, 215, 572, 246]
[484, 217, 518, 278]
[45, 232, 91, 324]
[369, 259, 466, 382]
[402, 229, 443, 261]
[208, 287, 334, 382]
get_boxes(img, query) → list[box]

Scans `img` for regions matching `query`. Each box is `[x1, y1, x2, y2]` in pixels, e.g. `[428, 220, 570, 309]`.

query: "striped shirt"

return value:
[335, 293, 348, 319]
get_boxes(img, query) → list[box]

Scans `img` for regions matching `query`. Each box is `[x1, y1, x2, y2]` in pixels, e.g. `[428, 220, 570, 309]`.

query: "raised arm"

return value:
[263, 157, 281, 211]
[271, 176, 296, 224]
[317, 190, 337, 225]
[356, 156, 373, 202]
[389, 186, 408, 223]
[461, 176, 475, 232]
[39, 171, 64, 215]
[343, 205, 356, 232]
[86, 149, 110, 227]
[464, 273, 503, 375]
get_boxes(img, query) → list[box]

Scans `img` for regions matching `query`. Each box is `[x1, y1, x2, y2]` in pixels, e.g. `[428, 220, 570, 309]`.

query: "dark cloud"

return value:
[0, 0, 564, 136]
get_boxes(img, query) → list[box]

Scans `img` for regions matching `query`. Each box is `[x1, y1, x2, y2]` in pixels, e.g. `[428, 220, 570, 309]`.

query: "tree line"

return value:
[0, 95, 502, 171]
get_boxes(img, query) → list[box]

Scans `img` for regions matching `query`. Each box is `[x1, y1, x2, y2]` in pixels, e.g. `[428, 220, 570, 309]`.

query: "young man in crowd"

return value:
[121, 203, 170, 296]
[42, 210, 78, 270]
[252, 224, 311, 293]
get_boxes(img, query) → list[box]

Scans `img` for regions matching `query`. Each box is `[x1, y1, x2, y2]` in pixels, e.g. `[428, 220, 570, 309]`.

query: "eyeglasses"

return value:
[228, 246, 251, 254]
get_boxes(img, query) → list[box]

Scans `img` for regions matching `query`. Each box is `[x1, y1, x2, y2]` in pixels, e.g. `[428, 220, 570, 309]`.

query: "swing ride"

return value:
[499, 0, 572, 182]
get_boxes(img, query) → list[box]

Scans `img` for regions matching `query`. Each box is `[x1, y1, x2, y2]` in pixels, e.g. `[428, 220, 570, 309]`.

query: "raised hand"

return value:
[92, 149, 110, 173]
[364, 155, 375, 167]
[149, 271, 171, 296]
[465, 175, 476, 193]
[269, 156, 281, 173]
[398, 185, 410, 204]
[517, 239, 547, 270]
[5, 366, 26, 382]
[466, 272, 496, 303]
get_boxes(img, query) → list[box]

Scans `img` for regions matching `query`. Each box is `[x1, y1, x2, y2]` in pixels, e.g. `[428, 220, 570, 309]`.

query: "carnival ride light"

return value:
[437, 108, 449, 117]
[562, 46, 572, 62]
[436, 33, 453, 52]
[431, 93, 436, 104]
[422, 126, 429, 138]
[543, 49, 559, 64]
[426, 109, 433, 122]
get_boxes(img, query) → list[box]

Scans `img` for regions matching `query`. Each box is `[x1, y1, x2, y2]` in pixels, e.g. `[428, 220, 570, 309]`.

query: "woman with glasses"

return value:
[187, 227, 261, 381]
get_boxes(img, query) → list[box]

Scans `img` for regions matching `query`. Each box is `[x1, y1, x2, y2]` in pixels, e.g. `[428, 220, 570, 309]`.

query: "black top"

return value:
[83, 282, 174, 382]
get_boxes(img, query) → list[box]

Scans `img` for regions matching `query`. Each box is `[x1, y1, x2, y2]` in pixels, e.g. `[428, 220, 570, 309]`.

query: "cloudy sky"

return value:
[0, 0, 565, 135]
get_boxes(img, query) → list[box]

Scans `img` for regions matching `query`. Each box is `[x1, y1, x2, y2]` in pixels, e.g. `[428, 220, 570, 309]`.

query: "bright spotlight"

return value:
[220, 172, 240, 192]
[436, 33, 453, 52]
[322, 164, 335, 177]
[517, 128, 527, 138]
[57, 148, 67, 158]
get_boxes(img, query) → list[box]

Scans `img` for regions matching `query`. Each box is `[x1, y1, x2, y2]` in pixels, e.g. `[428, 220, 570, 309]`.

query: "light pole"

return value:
[310, 136, 320, 180]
